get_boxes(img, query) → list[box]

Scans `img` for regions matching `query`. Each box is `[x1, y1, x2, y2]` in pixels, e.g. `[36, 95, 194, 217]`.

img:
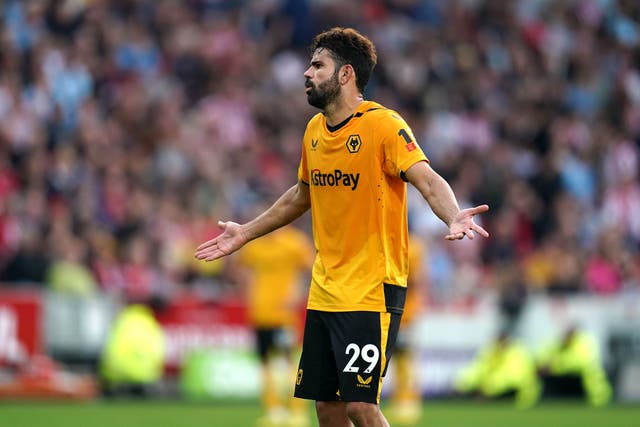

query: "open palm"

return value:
[444, 204, 490, 241]
[194, 221, 248, 261]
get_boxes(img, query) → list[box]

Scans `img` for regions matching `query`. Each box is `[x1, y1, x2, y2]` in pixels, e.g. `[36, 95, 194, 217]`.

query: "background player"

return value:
[386, 231, 428, 425]
[231, 222, 314, 427]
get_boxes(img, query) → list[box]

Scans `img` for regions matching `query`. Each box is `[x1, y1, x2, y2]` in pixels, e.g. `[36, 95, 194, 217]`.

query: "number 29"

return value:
[343, 343, 380, 374]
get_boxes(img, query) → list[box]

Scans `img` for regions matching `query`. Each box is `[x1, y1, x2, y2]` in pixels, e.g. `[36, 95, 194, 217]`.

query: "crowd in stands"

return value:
[0, 0, 639, 308]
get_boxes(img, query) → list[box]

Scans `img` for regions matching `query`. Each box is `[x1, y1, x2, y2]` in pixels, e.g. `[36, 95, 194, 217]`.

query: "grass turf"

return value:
[1, 399, 639, 427]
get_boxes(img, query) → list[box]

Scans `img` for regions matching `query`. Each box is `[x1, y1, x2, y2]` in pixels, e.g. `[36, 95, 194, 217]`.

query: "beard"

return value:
[306, 71, 341, 109]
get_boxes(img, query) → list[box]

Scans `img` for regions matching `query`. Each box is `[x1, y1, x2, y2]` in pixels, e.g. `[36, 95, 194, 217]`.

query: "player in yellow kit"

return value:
[234, 224, 314, 426]
[196, 27, 489, 427]
[387, 233, 427, 425]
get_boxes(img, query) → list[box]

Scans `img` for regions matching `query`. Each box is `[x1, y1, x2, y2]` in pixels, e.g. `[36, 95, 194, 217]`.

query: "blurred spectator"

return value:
[120, 233, 171, 304]
[522, 234, 560, 291]
[45, 234, 97, 296]
[584, 227, 626, 294]
[0, 228, 50, 285]
[494, 260, 528, 335]
[99, 303, 165, 397]
[87, 226, 125, 294]
[454, 330, 541, 409]
[547, 240, 584, 294]
[536, 324, 612, 407]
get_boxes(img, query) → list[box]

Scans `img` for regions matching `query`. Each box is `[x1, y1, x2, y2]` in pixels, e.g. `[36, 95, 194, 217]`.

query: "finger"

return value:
[217, 220, 227, 229]
[203, 249, 226, 261]
[444, 232, 464, 241]
[195, 248, 220, 260]
[468, 204, 490, 215]
[196, 239, 217, 251]
[194, 249, 210, 259]
[473, 224, 490, 238]
[195, 240, 218, 255]
[464, 229, 474, 240]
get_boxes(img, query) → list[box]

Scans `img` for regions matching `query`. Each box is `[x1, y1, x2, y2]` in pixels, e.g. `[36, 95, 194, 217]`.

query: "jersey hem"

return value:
[306, 304, 387, 313]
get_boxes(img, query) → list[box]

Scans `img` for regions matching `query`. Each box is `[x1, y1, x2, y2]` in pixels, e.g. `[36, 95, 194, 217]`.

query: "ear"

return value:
[340, 64, 354, 85]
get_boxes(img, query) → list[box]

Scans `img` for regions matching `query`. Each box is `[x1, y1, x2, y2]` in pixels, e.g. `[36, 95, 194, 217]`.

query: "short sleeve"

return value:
[380, 112, 429, 179]
[298, 134, 309, 185]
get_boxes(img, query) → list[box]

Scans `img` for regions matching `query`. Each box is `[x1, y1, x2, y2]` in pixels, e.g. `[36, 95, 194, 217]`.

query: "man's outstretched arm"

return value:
[404, 161, 489, 240]
[195, 181, 311, 261]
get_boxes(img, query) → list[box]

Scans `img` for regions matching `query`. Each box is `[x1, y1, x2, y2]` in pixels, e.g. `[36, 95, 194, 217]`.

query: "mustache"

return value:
[305, 80, 314, 88]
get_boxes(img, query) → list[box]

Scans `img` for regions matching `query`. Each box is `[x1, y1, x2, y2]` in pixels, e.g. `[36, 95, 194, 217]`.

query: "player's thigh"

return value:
[294, 310, 341, 401]
[328, 311, 402, 403]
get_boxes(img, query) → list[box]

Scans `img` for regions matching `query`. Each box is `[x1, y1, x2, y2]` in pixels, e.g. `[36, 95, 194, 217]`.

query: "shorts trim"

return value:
[377, 312, 391, 402]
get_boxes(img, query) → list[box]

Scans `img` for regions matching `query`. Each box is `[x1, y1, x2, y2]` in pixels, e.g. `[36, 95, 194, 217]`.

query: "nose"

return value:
[303, 66, 313, 79]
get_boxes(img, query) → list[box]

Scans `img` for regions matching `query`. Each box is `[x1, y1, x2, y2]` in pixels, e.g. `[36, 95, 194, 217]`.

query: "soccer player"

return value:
[232, 224, 314, 426]
[196, 27, 489, 427]
[386, 232, 427, 425]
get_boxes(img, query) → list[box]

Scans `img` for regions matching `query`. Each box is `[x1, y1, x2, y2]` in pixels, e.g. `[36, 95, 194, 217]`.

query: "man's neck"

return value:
[324, 94, 364, 127]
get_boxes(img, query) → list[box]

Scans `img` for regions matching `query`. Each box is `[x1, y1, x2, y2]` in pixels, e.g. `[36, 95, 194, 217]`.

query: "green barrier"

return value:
[180, 348, 261, 400]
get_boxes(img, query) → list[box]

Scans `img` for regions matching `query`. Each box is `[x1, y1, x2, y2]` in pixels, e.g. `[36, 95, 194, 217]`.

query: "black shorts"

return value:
[294, 310, 402, 404]
[255, 327, 295, 360]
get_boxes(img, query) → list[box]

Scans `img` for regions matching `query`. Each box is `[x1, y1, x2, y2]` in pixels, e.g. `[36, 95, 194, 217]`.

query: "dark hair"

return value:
[310, 27, 377, 94]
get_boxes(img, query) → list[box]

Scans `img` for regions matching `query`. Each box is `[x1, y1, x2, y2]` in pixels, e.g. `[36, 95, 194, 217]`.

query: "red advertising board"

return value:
[155, 296, 253, 373]
[0, 289, 42, 365]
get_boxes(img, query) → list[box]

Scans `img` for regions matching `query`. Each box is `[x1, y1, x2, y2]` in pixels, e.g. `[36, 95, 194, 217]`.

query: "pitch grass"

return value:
[1, 399, 639, 427]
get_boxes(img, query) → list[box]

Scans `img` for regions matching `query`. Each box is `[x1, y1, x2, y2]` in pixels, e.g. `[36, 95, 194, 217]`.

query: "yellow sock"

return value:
[289, 395, 307, 415]
[393, 351, 419, 403]
[261, 362, 280, 412]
